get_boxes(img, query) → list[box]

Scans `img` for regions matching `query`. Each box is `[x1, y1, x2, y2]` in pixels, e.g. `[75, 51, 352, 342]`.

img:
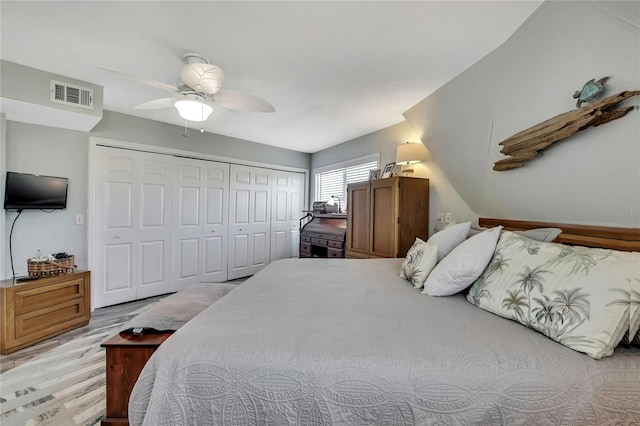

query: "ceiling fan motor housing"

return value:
[180, 59, 224, 95]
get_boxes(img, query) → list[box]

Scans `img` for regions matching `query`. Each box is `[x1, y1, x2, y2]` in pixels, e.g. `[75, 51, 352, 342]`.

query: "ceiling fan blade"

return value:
[212, 90, 275, 113]
[134, 97, 178, 110]
[98, 66, 179, 93]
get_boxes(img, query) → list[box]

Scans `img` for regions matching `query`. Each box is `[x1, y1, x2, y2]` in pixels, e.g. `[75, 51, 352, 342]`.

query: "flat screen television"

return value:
[4, 172, 69, 210]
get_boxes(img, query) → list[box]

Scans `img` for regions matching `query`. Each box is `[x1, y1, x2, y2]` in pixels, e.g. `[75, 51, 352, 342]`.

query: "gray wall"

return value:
[4, 122, 88, 277]
[1, 60, 103, 119]
[2, 111, 310, 278]
[404, 1, 640, 227]
[0, 114, 6, 278]
[311, 121, 475, 235]
[92, 111, 310, 169]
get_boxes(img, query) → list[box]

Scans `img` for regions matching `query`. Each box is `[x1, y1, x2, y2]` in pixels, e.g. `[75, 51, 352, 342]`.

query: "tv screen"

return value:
[4, 172, 68, 210]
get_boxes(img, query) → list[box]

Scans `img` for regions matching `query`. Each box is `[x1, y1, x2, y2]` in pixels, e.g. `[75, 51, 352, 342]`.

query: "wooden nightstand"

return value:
[101, 332, 173, 426]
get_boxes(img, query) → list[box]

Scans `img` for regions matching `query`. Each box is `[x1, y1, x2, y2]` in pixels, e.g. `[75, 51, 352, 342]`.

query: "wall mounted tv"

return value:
[4, 172, 69, 210]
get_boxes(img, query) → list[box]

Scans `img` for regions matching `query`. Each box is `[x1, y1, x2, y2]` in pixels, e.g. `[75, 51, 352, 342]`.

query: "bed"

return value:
[128, 219, 640, 425]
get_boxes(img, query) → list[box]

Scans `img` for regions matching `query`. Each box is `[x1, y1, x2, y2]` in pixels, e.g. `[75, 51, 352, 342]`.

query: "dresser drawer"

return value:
[15, 298, 87, 341]
[328, 248, 343, 258]
[311, 237, 328, 246]
[327, 240, 343, 249]
[301, 235, 311, 243]
[300, 242, 311, 255]
[14, 277, 86, 315]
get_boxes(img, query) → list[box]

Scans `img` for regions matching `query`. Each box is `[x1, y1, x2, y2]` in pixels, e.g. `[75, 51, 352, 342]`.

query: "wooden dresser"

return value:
[0, 271, 91, 354]
[346, 177, 429, 258]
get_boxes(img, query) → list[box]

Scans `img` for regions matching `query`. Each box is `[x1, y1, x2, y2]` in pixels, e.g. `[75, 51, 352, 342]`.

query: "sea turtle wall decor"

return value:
[494, 90, 640, 171]
[573, 76, 609, 108]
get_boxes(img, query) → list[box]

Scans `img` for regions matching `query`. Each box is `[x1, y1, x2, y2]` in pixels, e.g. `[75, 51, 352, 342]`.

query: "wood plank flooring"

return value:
[0, 279, 245, 426]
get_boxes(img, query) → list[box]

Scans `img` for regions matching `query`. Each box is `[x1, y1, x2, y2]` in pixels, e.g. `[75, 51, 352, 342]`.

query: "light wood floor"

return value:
[1, 295, 166, 425]
[0, 279, 245, 426]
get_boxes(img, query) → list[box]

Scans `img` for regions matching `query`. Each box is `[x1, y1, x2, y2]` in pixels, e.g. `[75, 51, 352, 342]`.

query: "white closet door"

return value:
[271, 171, 305, 261]
[93, 147, 173, 308]
[173, 159, 229, 291]
[228, 165, 271, 279]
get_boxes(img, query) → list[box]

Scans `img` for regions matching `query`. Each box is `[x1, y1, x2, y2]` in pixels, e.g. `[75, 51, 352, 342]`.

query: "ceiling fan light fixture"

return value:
[174, 99, 213, 122]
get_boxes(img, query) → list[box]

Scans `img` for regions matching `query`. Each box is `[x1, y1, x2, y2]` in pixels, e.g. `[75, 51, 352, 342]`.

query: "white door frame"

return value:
[88, 137, 309, 309]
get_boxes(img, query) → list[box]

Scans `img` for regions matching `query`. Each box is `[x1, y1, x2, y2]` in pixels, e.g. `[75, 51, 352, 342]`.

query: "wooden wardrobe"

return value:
[346, 176, 429, 258]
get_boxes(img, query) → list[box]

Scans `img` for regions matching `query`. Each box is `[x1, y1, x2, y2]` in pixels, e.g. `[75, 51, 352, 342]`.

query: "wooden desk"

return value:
[300, 213, 347, 258]
[101, 332, 173, 426]
[0, 271, 91, 354]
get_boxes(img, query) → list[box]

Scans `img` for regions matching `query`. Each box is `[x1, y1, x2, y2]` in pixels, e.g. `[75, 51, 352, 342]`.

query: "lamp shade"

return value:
[175, 99, 213, 122]
[395, 142, 423, 165]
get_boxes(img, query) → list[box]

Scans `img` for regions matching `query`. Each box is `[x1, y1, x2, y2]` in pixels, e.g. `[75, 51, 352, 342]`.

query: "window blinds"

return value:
[315, 160, 378, 211]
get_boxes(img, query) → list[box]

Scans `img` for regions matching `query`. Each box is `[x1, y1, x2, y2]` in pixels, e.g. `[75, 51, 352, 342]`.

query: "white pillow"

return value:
[423, 226, 502, 296]
[427, 222, 471, 262]
[399, 238, 438, 289]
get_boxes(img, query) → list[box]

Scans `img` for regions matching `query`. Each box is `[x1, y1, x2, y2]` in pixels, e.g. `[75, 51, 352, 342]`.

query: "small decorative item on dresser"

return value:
[381, 162, 395, 179]
[27, 253, 76, 277]
[369, 169, 381, 180]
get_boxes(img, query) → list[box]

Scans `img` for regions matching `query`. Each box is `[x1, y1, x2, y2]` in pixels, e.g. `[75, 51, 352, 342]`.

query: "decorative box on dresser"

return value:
[0, 271, 91, 354]
[346, 177, 429, 258]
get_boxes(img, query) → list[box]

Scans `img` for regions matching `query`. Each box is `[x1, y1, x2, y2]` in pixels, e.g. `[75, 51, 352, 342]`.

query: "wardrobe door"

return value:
[173, 158, 229, 291]
[93, 147, 173, 308]
[270, 171, 305, 262]
[228, 165, 271, 279]
[345, 181, 370, 259]
[369, 178, 399, 258]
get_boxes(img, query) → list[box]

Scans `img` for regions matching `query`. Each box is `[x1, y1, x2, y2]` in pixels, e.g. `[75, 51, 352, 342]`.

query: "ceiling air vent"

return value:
[50, 80, 94, 110]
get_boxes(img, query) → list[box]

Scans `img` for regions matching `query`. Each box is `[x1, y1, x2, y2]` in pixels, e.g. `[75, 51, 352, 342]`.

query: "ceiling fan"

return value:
[101, 53, 275, 127]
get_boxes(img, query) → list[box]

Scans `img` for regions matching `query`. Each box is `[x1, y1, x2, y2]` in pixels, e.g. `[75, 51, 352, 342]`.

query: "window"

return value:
[314, 155, 379, 212]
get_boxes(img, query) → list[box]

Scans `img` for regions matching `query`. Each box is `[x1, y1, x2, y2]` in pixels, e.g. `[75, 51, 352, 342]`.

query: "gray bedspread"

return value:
[120, 282, 236, 333]
[130, 258, 640, 425]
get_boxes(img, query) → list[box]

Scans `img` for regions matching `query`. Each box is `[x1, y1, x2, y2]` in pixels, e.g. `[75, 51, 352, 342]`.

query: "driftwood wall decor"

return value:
[494, 90, 640, 171]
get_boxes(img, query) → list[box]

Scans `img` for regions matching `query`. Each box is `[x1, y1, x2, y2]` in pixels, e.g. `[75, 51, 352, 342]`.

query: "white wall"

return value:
[4, 122, 88, 277]
[404, 1, 640, 227]
[311, 121, 475, 235]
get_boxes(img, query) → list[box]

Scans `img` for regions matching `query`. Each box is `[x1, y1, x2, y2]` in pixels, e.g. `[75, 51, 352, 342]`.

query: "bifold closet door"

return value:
[93, 147, 173, 308]
[228, 165, 271, 279]
[270, 171, 304, 261]
[173, 159, 229, 290]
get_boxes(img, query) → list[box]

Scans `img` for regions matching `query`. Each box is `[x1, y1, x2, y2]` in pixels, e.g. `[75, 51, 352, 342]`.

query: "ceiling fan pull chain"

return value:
[200, 98, 206, 132]
[183, 120, 189, 138]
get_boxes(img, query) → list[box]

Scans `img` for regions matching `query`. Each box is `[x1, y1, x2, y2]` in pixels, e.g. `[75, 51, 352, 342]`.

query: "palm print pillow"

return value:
[399, 238, 438, 289]
[467, 231, 640, 359]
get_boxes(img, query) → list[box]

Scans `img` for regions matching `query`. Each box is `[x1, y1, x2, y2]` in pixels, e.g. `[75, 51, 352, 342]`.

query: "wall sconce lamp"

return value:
[395, 142, 423, 175]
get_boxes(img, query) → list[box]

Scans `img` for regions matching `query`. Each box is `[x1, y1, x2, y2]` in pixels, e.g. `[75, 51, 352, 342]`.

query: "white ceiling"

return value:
[0, 1, 542, 153]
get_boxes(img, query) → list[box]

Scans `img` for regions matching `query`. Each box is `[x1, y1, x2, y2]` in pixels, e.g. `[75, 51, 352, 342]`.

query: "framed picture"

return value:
[369, 169, 381, 180]
[381, 162, 395, 179]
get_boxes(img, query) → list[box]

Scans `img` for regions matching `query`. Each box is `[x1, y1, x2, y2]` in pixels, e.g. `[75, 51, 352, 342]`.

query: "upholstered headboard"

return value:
[479, 217, 640, 252]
